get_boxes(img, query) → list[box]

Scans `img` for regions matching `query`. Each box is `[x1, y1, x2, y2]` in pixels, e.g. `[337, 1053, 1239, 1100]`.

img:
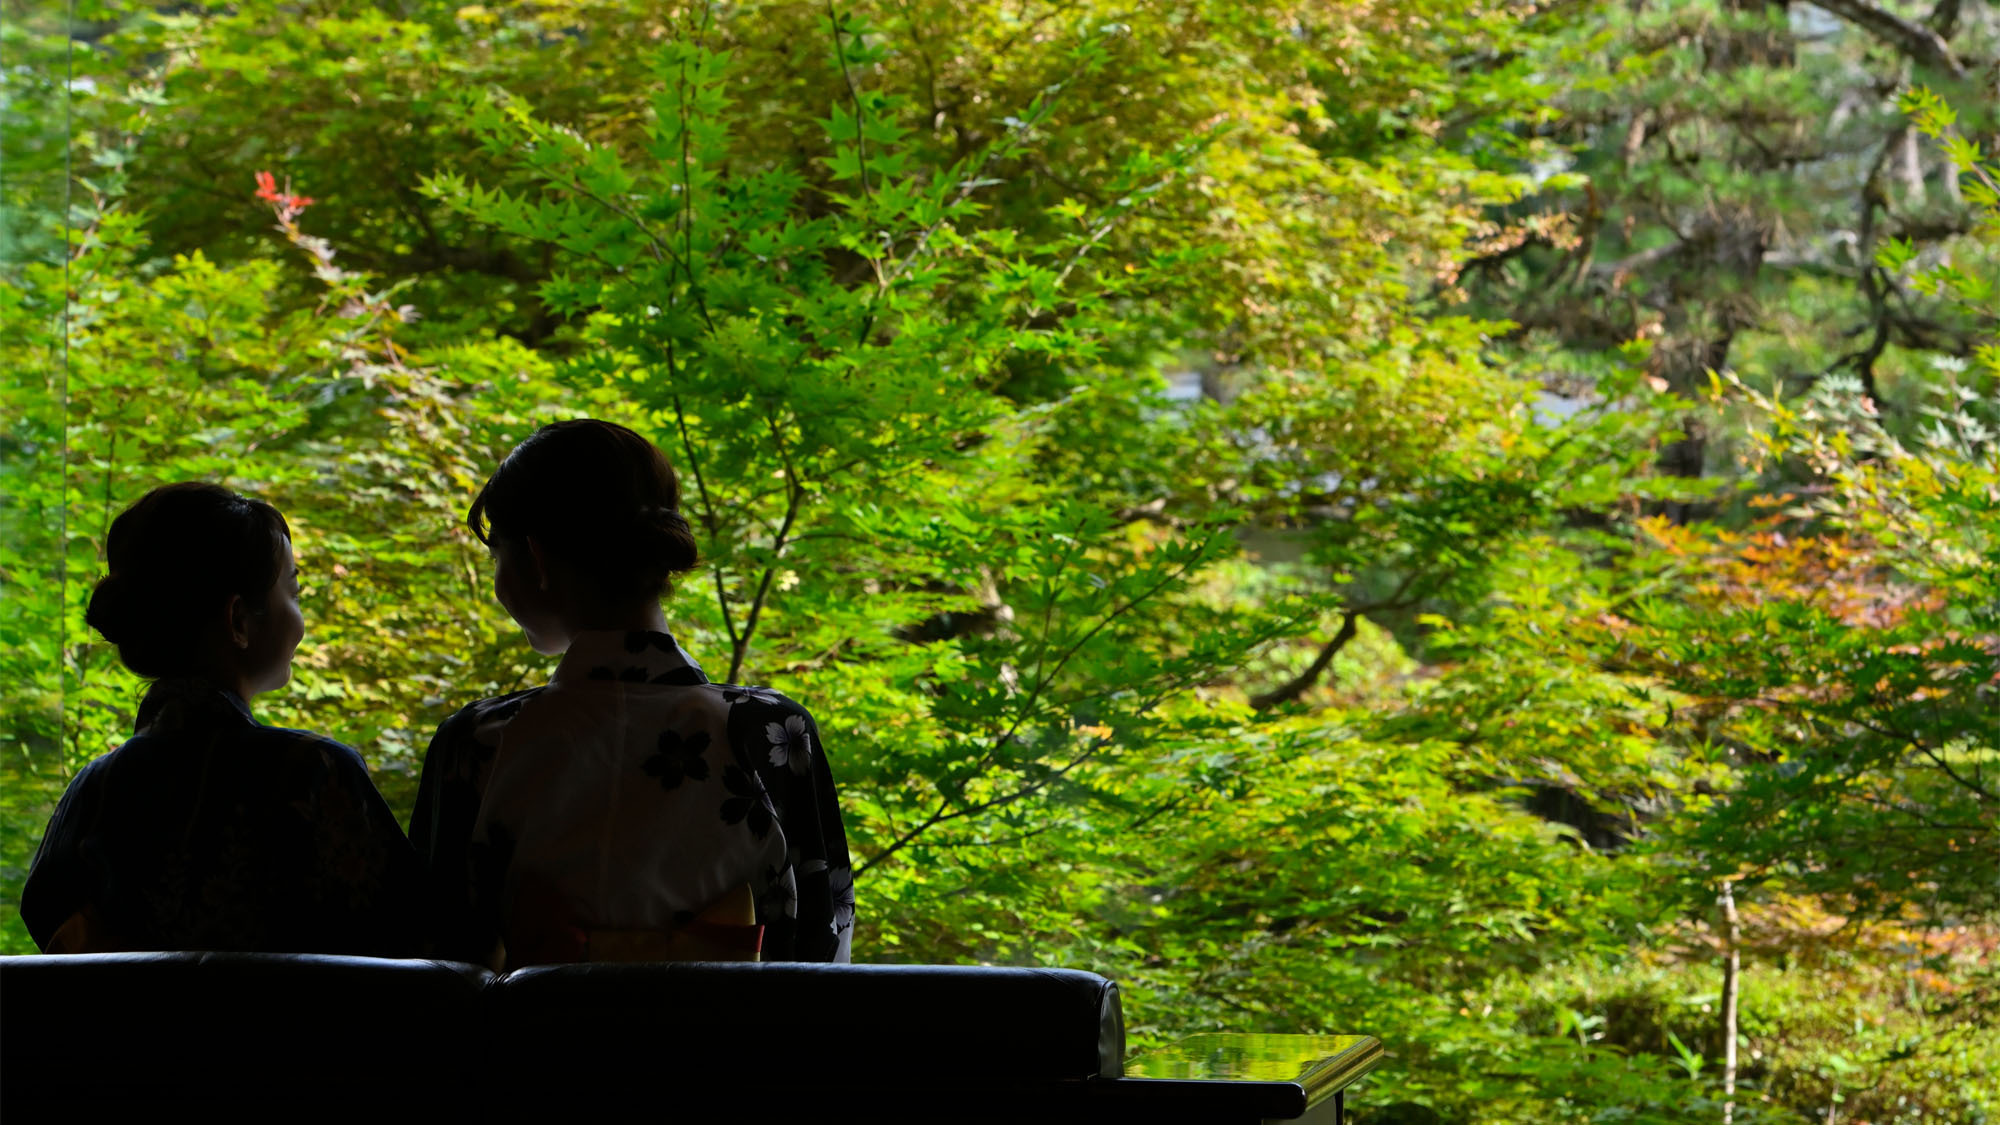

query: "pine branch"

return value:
[1813, 0, 1966, 78]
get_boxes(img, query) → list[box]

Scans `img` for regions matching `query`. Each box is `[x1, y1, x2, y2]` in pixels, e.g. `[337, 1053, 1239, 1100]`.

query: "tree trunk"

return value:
[1719, 879, 1741, 1125]
[1899, 127, 1926, 204]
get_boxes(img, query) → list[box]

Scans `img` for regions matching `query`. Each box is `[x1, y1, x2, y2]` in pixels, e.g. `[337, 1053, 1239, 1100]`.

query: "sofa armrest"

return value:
[1093, 1033, 1384, 1124]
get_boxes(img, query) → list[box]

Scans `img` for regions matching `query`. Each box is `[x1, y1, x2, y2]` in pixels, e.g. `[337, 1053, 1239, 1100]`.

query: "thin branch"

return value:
[1828, 130, 1899, 397]
[673, 21, 718, 335]
[825, 1, 873, 199]
[727, 414, 808, 683]
[859, 719, 1119, 874]
[858, 627, 1244, 877]
[1249, 610, 1360, 710]
[668, 382, 738, 654]
[1774, 699, 1999, 804]
[913, 819, 1070, 850]
[1595, 239, 1686, 285]
[973, 538, 1214, 781]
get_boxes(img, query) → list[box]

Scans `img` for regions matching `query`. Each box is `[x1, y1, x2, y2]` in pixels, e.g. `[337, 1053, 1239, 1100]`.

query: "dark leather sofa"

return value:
[0, 952, 1380, 1122]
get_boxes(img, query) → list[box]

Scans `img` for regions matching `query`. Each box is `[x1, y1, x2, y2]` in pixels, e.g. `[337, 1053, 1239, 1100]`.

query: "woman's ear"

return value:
[223, 593, 253, 651]
[525, 535, 553, 592]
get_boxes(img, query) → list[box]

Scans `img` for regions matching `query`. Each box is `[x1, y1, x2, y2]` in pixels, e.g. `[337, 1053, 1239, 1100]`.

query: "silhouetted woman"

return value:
[21, 483, 422, 955]
[410, 419, 854, 967]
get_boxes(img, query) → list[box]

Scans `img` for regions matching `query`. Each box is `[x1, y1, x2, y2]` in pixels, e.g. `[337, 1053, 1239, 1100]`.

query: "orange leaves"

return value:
[1642, 507, 1929, 628]
[1669, 891, 1998, 976]
[1636, 513, 1702, 557]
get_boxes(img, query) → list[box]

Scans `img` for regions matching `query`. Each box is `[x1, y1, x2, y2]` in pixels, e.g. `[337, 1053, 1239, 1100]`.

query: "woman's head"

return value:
[85, 482, 304, 697]
[469, 419, 699, 653]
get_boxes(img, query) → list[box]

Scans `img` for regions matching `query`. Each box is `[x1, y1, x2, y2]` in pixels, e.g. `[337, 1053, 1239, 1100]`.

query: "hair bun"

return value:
[632, 508, 700, 575]
[85, 573, 141, 646]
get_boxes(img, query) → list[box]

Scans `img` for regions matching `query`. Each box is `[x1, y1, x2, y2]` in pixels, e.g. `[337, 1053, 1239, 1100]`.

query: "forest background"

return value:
[3, 0, 1998, 1120]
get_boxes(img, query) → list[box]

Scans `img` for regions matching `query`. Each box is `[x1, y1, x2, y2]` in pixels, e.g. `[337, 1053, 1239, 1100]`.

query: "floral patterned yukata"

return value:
[409, 630, 855, 966]
[21, 678, 424, 956]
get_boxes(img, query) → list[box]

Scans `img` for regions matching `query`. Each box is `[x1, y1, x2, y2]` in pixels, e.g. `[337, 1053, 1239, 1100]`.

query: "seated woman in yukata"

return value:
[410, 419, 855, 968]
[21, 483, 422, 956]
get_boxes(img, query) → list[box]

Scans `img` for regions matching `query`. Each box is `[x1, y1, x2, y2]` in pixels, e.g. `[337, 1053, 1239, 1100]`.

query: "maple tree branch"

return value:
[1250, 611, 1360, 710]
[727, 417, 807, 683]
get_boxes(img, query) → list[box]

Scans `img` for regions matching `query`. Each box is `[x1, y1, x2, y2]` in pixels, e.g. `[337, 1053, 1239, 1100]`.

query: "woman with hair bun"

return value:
[411, 419, 854, 967]
[21, 482, 422, 956]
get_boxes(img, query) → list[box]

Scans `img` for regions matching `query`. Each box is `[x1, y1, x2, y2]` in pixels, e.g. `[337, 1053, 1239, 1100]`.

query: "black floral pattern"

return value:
[719, 764, 776, 839]
[757, 863, 801, 923]
[410, 629, 855, 964]
[643, 729, 712, 789]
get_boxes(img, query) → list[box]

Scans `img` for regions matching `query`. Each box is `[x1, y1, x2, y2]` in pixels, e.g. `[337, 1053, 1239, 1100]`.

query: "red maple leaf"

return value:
[253, 170, 315, 215]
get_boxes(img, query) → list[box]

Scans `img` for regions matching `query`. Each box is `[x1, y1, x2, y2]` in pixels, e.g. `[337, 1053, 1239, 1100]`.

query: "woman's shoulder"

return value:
[438, 686, 548, 728]
[708, 682, 816, 718]
[705, 683, 825, 778]
[110, 710, 358, 775]
[701, 682, 822, 741]
[49, 746, 119, 801]
[252, 719, 370, 765]
[429, 686, 550, 753]
[81, 720, 370, 819]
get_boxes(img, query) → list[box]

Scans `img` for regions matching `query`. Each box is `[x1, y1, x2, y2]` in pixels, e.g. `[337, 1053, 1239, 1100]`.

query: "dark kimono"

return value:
[409, 630, 855, 966]
[21, 678, 422, 957]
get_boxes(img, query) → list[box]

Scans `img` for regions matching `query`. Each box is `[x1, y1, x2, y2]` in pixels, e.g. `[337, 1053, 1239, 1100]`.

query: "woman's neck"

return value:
[182, 655, 258, 704]
[561, 601, 671, 638]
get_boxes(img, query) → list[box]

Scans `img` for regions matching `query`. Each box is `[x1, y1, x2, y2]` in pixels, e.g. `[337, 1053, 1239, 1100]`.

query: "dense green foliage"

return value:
[3, 1, 1996, 1121]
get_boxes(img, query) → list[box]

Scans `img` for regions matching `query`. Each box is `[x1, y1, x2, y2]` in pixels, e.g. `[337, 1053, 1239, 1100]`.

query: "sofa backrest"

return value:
[0, 953, 1124, 1113]
[493, 960, 1126, 1085]
[2, 952, 493, 1106]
